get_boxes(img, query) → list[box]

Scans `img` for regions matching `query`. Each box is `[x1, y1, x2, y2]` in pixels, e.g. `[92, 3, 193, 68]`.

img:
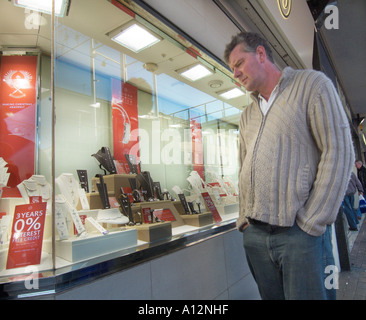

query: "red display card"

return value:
[153, 208, 176, 222]
[201, 192, 222, 223]
[142, 207, 152, 224]
[6, 202, 47, 269]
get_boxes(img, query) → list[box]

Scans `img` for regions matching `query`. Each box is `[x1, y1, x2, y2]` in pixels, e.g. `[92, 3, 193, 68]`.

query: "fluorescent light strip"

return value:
[180, 65, 213, 81]
[14, 0, 68, 16]
[111, 24, 160, 53]
[219, 88, 245, 99]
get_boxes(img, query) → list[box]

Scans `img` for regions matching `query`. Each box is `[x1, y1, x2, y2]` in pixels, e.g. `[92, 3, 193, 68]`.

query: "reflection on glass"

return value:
[54, 23, 242, 185]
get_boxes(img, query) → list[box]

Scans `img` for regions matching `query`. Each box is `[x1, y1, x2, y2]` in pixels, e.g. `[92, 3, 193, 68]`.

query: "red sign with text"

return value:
[6, 202, 47, 269]
[201, 192, 222, 223]
[112, 80, 139, 174]
[153, 208, 176, 222]
[0, 56, 37, 187]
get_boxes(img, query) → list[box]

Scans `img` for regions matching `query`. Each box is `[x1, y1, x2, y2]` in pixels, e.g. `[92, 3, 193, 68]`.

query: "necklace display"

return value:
[31, 175, 52, 200]
[55, 196, 69, 240]
[0, 157, 10, 187]
[56, 173, 80, 208]
[55, 194, 86, 237]
[22, 178, 40, 197]
[17, 176, 52, 209]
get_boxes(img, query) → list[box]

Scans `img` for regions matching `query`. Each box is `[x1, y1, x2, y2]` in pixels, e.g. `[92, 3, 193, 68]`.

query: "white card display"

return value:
[85, 217, 109, 235]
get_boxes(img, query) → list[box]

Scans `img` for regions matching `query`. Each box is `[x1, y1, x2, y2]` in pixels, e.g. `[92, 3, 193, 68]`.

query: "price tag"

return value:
[142, 207, 152, 224]
[108, 196, 119, 208]
[29, 196, 42, 204]
[6, 202, 47, 269]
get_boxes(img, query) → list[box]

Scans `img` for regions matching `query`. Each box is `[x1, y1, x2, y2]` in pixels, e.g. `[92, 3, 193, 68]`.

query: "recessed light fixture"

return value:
[13, 0, 70, 17]
[218, 88, 245, 99]
[177, 64, 213, 82]
[109, 21, 161, 53]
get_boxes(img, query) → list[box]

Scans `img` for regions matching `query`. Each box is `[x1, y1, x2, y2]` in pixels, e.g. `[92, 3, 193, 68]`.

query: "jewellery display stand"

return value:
[139, 200, 184, 228]
[0, 157, 10, 188]
[54, 199, 136, 263]
[17, 175, 52, 209]
[54, 173, 138, 263]
[91, 146, 117, 175]
[96, 208, 129, 225]
[86, 192, 108, 210]
[127, 221, 172, 243]
[54, 195, 86, 237]
[91, 174, 138, 199]
[215, 201, 239, 216]
[55, 173, 81, 209]
[213, 194, 239, 216]
[95, 174, 111, 209]
[123, 200, 183, 242]
[77, 169, 89, 193]
[185, 170, 239, 217]
[0, 197, 25, 221]
[173, 201, 213, 227]
[180, 213, 213, 227]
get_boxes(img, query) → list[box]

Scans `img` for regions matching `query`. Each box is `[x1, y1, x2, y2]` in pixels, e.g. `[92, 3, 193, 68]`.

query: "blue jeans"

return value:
[243, 221, 336, 300]
[356, 207, 362, 219]
[343, 195, 359, 229]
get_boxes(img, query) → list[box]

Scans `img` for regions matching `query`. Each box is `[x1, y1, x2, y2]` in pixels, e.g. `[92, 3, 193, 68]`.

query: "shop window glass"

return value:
[0, 0, 246, 285]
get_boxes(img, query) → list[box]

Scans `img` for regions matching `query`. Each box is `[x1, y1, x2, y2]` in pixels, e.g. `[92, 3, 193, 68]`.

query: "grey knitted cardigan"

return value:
[237, 67, 354, 236]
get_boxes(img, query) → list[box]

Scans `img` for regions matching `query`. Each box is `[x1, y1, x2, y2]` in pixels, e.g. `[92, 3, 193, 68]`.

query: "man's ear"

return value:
[256, 45, 266, 63]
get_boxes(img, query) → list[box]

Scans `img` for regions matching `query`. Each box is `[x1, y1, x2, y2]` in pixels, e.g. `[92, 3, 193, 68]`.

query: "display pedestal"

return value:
[216, 203, 239, 215]
[0, 248, 8, 271]
[86, 192, 105, 210]
[139, 200, 184, 228]
[55, 229, 137, 262]
[0, 197, 25, 216]
[129, 222, 172, 242]
[91, 174, 137, 197]
[180, 212, 213, 227]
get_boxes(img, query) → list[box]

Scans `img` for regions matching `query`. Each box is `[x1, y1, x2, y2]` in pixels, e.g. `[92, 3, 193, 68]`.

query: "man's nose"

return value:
[233, 68, 241, 78]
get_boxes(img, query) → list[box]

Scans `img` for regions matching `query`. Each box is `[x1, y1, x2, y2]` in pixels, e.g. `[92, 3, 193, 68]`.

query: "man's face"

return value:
[356, 162, 362, 169]
[228, 44, 264, 92]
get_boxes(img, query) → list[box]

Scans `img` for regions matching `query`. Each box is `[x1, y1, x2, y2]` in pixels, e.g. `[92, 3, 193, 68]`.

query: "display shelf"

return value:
[0, 213, 237, 299]
[55, 228, 137, 262]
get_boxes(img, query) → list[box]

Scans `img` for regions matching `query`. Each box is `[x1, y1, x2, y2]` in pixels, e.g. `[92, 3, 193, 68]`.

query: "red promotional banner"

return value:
[191, 118, 205, 180]
[0, 55, 38, 187]
[112, 80, 139, 174]
[6, 202, 47, 269]
[201, 192, 222, 223]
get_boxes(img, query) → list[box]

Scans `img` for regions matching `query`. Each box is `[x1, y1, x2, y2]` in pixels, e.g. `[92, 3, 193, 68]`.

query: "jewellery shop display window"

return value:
[0, 0, 249, 290]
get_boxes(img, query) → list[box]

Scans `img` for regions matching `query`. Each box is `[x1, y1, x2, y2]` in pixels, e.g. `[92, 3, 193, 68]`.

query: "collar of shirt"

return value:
[258, 84, 279, 116]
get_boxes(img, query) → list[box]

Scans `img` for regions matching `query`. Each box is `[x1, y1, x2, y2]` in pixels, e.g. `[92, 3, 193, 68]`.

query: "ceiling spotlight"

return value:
[143, 62, 158, 73]
[208, 80, 223, 88]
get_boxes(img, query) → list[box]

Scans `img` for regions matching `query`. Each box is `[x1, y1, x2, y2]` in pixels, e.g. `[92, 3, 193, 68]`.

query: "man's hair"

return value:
[224, 32, 274, 64]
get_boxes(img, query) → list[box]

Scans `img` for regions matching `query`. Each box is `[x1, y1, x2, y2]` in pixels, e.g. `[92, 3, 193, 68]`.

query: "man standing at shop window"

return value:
[224, 32, 354, 300]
